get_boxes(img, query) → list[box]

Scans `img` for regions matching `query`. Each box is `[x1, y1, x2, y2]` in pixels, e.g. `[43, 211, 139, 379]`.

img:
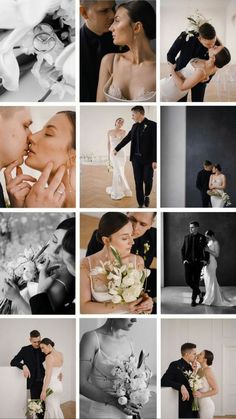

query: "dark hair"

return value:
[62, 227, 75, 257]
[30, 330, 40, 338]
[205, 230, 214, 237]
[40, 338, 55, 347]
[131, 105, 145, 114]
[181, 342, 196, 356]
[96, 212, 130, 243]
[204, 160, 212, 166]
[214, 163, 222, 172]
[214, 47, 231, 69]
[198, 23, 216, 40]
[57, 111, 76, 149]
[190, 221, 199, 227]
[204, 349, 214, 366]
[118, 0, 156, 40]
[56, 217, 75, 231]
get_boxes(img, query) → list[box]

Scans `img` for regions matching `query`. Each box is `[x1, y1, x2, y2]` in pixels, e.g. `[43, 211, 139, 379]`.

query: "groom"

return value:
[196, 160, 213, 207]
[181, 221, 209, 306]
[167, 22, 220, 102]
[161, 342, 198, 418]
[114, 106, 157, 208]
[10, 330, 45, 419]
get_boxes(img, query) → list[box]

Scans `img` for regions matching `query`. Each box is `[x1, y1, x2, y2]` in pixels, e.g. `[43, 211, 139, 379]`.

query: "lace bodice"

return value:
[104, 76, 156, 102]
[211, 175, 224, 188]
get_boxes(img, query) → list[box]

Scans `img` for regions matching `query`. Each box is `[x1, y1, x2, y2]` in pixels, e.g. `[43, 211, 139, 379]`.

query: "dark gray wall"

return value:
[186, 107, 236, 207]
[164, 212, 236, 286]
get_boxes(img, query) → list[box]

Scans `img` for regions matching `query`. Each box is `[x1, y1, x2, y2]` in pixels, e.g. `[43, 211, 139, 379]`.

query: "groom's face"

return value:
[187, 348, 197, 363]
[0, 107, 32, 169]
[81, 1, 116, 35]
[198, 36, 216, 49]
[30, 336, 41, 349]
[128, 212, 154, 238]
[189, 224, 199, 235]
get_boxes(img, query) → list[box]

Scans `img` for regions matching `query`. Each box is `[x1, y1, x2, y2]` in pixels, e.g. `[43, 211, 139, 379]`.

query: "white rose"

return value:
[122, 274, 135, 287]
[130, 389, 150, 405]
[122, 288, 136, 303]
[116, 388, 126, 397]
[111, 295, 122, 304]
[118, 396, 128, 405]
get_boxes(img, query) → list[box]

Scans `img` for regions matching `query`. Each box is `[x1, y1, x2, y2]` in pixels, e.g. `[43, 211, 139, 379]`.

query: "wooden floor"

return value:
[160, 63, 236, 102]
[61, 401, 76, 419]
[162, 286, 236, 314]
[80, 164, 157, 208]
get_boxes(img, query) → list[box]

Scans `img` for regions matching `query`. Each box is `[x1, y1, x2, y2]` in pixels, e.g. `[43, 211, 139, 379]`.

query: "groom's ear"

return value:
[80, 5, 89, 20]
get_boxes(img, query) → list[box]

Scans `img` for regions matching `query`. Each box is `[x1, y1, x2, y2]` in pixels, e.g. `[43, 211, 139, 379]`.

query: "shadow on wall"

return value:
[164, 212, 236, 286]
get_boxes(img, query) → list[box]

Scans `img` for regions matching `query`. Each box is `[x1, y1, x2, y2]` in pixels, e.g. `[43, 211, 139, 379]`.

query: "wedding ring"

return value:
[56, 190, 64, 195]
[33, 24, 56, 53]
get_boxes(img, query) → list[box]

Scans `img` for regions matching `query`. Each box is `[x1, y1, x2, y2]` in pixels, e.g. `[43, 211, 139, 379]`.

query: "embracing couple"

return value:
[160, 19, 231, 102]
[106, 105, 156, 208]
[196, 160, 231, 208]
[0, 107, 75, 208]
[182, 221, 235, 308]
[10, 330, 64, 419]
[161, 342, 218, 419]
[80, 0, 156, 102]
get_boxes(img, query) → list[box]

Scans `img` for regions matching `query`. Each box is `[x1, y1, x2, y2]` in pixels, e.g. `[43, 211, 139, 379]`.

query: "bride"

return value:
[96, 0, 156, 102]
[106, 117, 132, 200]
[208, 164, 226, 208]
[80, 212, 153, 314]
[5, 110, 76, 208]
[202, 230, 235, 306]
[193, 350, 218, 419]
[40, 338, 64, 419]
[80, 318, 142, 419]
[160, 45, 231, 101]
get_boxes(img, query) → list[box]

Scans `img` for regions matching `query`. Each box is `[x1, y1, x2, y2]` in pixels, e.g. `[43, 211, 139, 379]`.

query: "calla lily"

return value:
[55, 42, 75, 86]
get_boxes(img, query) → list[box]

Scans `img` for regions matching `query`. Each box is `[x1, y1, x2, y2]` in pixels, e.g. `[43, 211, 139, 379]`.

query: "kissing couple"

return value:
[161, 342, 218, 419]
[0, 107, 75, 208]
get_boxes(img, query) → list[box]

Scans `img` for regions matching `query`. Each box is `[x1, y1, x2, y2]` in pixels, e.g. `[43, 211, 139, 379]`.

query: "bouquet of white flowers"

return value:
[207, 189, 231, 206]
[111, 350, 152, 418]
[91, 246, 150, 304]
[185, 10, 209, 41]
[183, 370, 203, 411]
[26, 389, 53, 418]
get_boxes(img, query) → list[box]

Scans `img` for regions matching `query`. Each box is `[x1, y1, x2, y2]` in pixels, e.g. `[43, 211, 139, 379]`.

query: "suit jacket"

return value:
[196, 169, 212, 193]
[114, 118, 156, 165]
[0, 182, 6, 207]
[181, 233, 209, 264]
[86, 227, 156, 269]
[30, 293, 75, 315]
[161, 358, 197, 418]
[10, 345, 45, 389]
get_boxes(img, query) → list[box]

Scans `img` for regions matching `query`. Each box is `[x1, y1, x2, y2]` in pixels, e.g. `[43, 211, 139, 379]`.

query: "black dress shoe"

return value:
[199, 293, 204, 304]
[191, 300, 197, 307]
[144, 196, 150, 207]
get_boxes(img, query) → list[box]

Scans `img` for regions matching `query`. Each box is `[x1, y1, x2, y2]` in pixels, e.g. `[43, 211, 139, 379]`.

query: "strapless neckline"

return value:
[104, 75, 156, 102]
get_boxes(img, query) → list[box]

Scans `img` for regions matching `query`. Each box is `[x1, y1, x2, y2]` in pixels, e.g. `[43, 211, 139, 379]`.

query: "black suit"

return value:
[30, 292, 75, 315]
[196, 169, 212, 207]
[161, 358, 198, 418]
[167, 32, 219, 102]
[115, 118, 157, 207]
[181, 233, 209, 302]
[0, 182, 6, 207]
[11, 344, 45, 416]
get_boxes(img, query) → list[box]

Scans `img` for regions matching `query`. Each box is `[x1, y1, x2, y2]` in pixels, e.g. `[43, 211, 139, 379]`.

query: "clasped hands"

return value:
[4, 160, 66, 208]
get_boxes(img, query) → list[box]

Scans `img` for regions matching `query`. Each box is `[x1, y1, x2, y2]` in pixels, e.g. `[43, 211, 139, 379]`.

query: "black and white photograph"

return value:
[80, 211, 156, 314]
[161, 106, 236, 208]
[80, 105, 157, 208]
[80, 317, 157, 419]
[0, 318, 76, 419]
[0, 1, 75, 102]
[162, 212, 236, 314]
[161, 319, 236, 419]
[0, 212, 75, 315]
[160, 0, 236, 102]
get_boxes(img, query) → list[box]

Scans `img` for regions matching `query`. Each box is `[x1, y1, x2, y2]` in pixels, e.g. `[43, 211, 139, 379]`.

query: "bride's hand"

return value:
[3, 278, 21, 301]
[25, 162, 66, 208]
[37, 257, 59, 293]
[4, 160, 37, 207]
[133, 293, 153, 314]
[40, 390, 46, 401]
[204, 246, 210, 252]
[193, 390, 203, 398]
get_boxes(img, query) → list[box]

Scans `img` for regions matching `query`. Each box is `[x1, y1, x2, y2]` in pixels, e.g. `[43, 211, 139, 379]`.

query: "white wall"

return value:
[161, 106, 186, 207]
[0, 318, 76, 403]
[161, 319, 236, 415]
[80, 318, 157, 374]
[160, 0, 236, 62]
[80, 105, 157, 159]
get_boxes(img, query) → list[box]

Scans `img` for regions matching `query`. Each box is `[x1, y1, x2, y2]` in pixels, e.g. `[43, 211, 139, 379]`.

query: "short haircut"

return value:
[204, 160, 212, 166]
[198, 23, 216, 40]
[30, 330, 40, 338]
[181, 342, 196, 356]
[131, 105, 145, 114]
[190, 221, 199, 228]
[80, 0, 97, 8]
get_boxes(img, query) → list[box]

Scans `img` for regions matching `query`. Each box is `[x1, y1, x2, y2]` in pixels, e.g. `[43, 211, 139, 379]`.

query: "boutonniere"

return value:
[142, 124, 148, 133]
[143, 242, 150, 260]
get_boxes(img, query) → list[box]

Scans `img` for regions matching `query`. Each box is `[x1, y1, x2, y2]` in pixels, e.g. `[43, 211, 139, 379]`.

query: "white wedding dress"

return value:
[160, 59, 206, 101]
[210, 175, 225, 207]
[104, 75, 156, 102]
[202, 240, 235, 306]
[106, 133, 132, 200]
[198, 376, 215, 419]
[44, 366, 64, 419]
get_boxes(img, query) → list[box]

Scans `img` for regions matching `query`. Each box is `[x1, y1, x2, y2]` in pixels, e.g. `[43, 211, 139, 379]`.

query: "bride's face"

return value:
[40, 343, 51, 354]
[197, 351, 205, 363]
[113, 318, 137, 331]
[109, 221, 134, 257]
[46, 229, 67, 264]
[115, 118, 124, 128]
[26, 113, 75, 173]
[109, 7, 135, 45]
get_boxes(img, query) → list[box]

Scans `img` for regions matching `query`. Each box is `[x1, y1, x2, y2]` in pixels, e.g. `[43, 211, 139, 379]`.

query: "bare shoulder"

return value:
[130, 253, 144, 269]
[204, 367, 214, 378]
[101, 53, 116, 72]
[80, 330, 98, 350]
[80, 257, 89, 270]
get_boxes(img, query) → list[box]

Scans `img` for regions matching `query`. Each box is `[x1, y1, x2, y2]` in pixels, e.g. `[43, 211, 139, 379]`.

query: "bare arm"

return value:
[205, 241, 220, 258]
[96, 54, 114, 102]
[107, 131, 111, 160]
[170, 66, 206, 91]
[209, 174, 214, 189]
[217, 174, 226, 190]
[193, 368, 218, 398]
[41, 354, 53, 400]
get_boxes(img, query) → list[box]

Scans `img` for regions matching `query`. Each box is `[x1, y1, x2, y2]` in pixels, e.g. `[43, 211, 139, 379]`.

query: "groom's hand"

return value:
[181, 385, 190, 401]
[152, 162, 157, 170]
[4, 160, 36, 207]
[22, 365, 31, 379]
